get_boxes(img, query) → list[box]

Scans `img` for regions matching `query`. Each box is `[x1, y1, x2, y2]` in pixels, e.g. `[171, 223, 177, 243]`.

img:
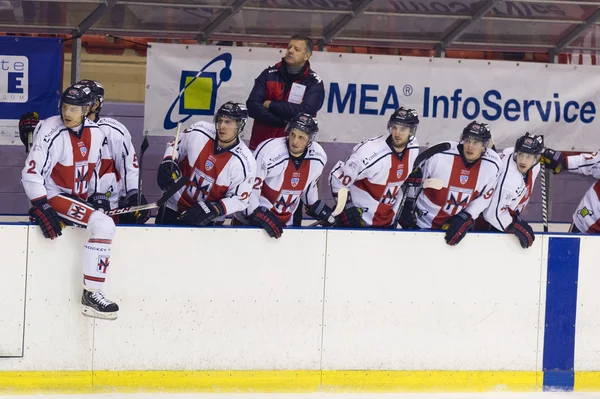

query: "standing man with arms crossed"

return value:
[247, 34, 325, 226]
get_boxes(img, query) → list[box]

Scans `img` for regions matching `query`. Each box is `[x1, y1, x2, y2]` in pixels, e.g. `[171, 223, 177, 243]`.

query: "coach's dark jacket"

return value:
[246, 58, 325, 150]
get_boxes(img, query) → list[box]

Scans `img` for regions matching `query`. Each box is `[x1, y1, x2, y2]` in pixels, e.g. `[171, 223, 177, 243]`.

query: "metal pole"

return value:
[70, 36, 82, 85]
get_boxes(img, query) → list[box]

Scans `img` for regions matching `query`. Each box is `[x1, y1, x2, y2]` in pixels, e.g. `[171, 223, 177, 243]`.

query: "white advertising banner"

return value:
[144, 43, 600, 151]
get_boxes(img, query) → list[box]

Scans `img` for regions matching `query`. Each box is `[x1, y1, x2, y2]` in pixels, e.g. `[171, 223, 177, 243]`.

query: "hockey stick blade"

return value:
[107, 177, 188, 216]
[422, 178, 444, 190]
[331, 187, 349, 217]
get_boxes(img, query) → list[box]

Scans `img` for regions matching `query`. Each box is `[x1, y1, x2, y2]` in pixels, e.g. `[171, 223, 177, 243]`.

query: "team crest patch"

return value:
[460, 174, 468, 185]
[79, 146, 87, 157]
[396, 166, 404, 179]
[291, 177, 299, 187]
[205, 160, 214, 171]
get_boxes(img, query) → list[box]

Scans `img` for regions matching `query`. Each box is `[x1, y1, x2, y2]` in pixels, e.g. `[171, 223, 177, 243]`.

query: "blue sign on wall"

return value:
[0, 36, 62, 145]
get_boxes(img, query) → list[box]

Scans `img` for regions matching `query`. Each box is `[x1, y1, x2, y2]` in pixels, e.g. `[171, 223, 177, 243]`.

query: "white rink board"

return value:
[322, 230, 544, 370]
[92, 226, 327, 370]
[0, 226, 94, 370]
[574, 235, 600, 371]
[0, 224, 27, 357]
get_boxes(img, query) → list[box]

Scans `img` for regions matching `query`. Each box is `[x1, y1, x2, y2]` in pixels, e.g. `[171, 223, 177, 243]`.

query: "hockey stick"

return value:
[107, 177, 188, 216]
[308, 187, 349, 227]
[158, 122, 182, 221]
[137, 136, 150, 205]
[541, 159, 549, 233]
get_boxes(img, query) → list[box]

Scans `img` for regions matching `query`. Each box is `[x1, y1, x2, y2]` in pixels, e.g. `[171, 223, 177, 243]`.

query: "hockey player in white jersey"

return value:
[233, 113, 333, 238]
[21, 84, 120, 320]
[155, 102, 256, 226]
[329, 107, 420, 228]
[77, 79, 150, 224]
[479, 133, 542, 248]
[541, 148, 600, 234]
[399, 121, 501, 246]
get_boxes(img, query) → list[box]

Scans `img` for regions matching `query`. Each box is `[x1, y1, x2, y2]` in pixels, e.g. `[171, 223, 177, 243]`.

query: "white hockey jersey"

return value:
[94, 117, 140, 207]
[164, 121, 256, 217]
[415, 141, 501, 229]
[482, 147, 540, 231]
[329, 134, 420, 227]
[21, 115, 105, 202]
[565, 152, 600, 233]
[235, 137, 327, 226]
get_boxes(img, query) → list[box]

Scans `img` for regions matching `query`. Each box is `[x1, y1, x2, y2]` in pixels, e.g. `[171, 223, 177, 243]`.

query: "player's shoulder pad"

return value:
[255, 137, 287, 164]
[186, 120, 216, 138]
[306, 141, 327, 165]
[407, 137, 420, 149]
[352, 133, 387, 152]
[38, 115, 67, 145]
[231, 142, 257, 175]
[354, 134, 391, 165]
[97, 117, 130, 135]
[482, 147, 502, 167]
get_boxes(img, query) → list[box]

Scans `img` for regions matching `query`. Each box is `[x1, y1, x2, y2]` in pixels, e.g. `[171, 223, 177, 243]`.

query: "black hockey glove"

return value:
[118, 190, 151, 224]
[157, 158, 182, 191]
[540, 149, 565, 174]
[19, 111, 39, 153]
[305, 200, 335, 224]
[28, 197, 63, 240]
[178, 200, 223, 226]
[507, 217, 535, 249]
[404, 167, 423, 188]
[250, 206, 284, 239]
[443, 211, 473, 246]
[88, 193, 112, 213]
[398, 198, 417, 229]
[335, 206, 366, 228]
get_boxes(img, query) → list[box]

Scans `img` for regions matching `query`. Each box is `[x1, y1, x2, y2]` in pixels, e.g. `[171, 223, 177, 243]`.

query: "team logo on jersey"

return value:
[459, 170, 469, 185]
[186, 168, 215, 202]
[380, 182, 403, 205]
[205, 160, 214, 171]
[163, 53, 233, 130]
[74, 161, 90, 196]
[97, 256, 110, 274]
[445, 186, 473, 215]
[274, 189, 301, 214]
[396, 166, 404, 179]
[291, 172, 301, 188]
[76, 141, 87, 157]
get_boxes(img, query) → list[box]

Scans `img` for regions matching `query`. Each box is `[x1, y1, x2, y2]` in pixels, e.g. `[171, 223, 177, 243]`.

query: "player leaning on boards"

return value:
[21, 84, 120, 320]
[399, 121, 502, 246]
[77, 79, 150, 225]
[329, 107, 420, 228]
[478, 133, 543, 249]
[232, 113, 333, 238]
[542, 147, 600, 234]
[155, 102, 256, 227]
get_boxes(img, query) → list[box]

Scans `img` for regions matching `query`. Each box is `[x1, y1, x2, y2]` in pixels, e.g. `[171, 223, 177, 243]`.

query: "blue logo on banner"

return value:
[164, 53, 233, 130]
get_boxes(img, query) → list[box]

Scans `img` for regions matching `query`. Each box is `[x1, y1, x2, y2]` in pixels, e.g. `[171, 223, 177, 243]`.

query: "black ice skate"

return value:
[81, 289, 119, 320]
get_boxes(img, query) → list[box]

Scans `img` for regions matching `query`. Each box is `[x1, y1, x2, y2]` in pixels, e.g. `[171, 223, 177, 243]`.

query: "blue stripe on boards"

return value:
[542, 237, 580, 391]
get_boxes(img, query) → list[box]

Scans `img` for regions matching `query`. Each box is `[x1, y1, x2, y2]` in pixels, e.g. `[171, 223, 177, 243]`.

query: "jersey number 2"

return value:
[27, 160, 36, 174]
